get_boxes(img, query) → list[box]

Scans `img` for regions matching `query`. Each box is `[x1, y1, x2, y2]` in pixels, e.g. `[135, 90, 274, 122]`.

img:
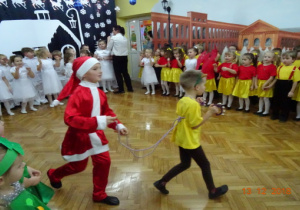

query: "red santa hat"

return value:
[53, 56, 99, 105]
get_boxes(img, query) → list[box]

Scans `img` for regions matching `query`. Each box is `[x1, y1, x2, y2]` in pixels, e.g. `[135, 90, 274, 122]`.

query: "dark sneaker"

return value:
[153, 180, 169, 194]
[209, 185, 228, 199]
[94, 196, 120, 205]
[47, 169, 62, 189]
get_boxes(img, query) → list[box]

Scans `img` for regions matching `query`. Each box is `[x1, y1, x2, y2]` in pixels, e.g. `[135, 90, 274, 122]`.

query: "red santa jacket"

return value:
[61, 81, 125, 162]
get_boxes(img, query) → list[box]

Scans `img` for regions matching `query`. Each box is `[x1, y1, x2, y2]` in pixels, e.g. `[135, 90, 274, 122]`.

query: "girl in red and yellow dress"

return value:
[254, 52, 277, 116]
[213, 51, 238, 109]
[292, 46, 300, 121]
[155, 47, 171, 96]
[169, 48, 185, 97]
[270, 51, 300, 122]
[232, 53, 256, 112]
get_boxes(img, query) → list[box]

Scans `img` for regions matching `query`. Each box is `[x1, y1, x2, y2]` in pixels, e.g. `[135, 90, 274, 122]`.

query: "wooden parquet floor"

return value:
[2, 81, 300, 210]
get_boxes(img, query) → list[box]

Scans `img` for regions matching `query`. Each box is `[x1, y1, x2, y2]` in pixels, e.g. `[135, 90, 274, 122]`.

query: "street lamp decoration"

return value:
[129, 0, 136, 5]
[161, 0, 172, 47]
[161, 0, 168, 11]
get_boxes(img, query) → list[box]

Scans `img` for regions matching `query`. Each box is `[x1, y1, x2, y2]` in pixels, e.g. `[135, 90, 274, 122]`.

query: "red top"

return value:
[170, 58, 185, 68]
[256, 64, 277, 80]
[237, 65, 256, 80]
[218, 63, 238, 78]
[201, 61, 216, 80]
[157, 57, 168, 65]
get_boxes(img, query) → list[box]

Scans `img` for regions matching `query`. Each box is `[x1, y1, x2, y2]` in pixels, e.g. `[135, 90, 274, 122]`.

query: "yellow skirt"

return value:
[205, 78, 217, 92]
[171, 68, 183, 83]
[161, 67, 170, 81]
[232, 80, 253, 98]
[292, 83, 300, 101]
[218, 77, 235, 95]
[256, 80, 273, 98]
[138, 67, 143, 78]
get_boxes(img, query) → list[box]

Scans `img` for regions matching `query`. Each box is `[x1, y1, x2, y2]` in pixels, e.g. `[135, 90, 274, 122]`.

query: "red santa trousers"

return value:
[50, 151, 111, 201]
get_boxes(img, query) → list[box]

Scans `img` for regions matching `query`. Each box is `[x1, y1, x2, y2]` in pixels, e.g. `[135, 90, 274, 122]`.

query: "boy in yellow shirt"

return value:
[153, 70, 228, 199]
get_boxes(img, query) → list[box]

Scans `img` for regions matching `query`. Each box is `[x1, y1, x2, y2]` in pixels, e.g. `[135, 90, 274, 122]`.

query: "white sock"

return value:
[175, 83, 179, 95]
[145, 84, 150, 93]
[208, 91, 214, 105]
[203, 92, 208, 102]
[263, 98, 270, 114]
[238, 98, 244, 109]
[161, 80, 166, 93]
[228, 95, 234, 107]
[4, 101, 12, 114]
[151, 83, 155, 93]
[21, 102, 27, 112]
[102, 81, 107, 92]
[258, 97, 264, 112]
[107, 81, 113, 91]
[245, 98, 250, 110]
[296, 102, 300, 118]
[164, 81, 170, 94]
[222, 95, 228, 105]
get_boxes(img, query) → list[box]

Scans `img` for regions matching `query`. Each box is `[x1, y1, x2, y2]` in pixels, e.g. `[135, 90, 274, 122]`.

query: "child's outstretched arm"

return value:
[23, 166, 41, 188]
[192, 105, 218, 129]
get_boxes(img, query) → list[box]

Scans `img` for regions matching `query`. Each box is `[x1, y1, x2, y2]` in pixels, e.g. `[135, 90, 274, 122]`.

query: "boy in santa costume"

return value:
[47, 56, 128, 205]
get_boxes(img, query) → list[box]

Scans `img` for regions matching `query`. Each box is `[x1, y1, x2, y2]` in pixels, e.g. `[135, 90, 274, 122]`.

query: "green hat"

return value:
[0, 137, 24, 176]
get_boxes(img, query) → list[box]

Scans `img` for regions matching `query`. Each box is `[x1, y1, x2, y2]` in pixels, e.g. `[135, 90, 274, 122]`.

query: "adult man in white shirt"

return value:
[107, 25, 133, 94]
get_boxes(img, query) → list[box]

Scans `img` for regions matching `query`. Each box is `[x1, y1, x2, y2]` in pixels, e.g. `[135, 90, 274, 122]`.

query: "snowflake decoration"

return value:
[80, 9, 86, 15]
[94, 35, 96, 40]
[115, 6, 120, 12]
[91, 0, 97, 3]
[84, 32, 90, 38]
[101, 31, 106, 37]
[100, 22, 105, 28]
[96, 12, 101, 17]
[85, 23, 91, 29]
[106, 10, 111, 15]
[90, 14, 94, 20]
[95, 23, 100, 28]
[106, 19, 111, 24]
[97, 4, 102, 10]
[103, 0, 109, 4]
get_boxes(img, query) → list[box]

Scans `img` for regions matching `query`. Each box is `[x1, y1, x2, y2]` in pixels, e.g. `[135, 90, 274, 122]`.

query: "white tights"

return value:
[222, 94, 233, 107]
[203, 91, 214, 105]
[258, 97, 271, 114]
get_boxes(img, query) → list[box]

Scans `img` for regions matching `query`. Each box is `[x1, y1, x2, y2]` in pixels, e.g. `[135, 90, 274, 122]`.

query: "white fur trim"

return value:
[52, 99, 60, 106]
[62, 133, 109, 162]
[116, 123, 126, 131]
[96, 116, 107, 130]
[76, 58, 99, 79]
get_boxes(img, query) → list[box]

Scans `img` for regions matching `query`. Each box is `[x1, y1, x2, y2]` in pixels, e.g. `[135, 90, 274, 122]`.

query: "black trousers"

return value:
[112, 56, 133, 92]
[161, 146, 215, 191]
[272, 80, 293, 120]
[154, 66, 161, 83]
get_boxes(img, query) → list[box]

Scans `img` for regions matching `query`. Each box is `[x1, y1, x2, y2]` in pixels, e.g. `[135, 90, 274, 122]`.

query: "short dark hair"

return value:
[113, 25, 125, 35]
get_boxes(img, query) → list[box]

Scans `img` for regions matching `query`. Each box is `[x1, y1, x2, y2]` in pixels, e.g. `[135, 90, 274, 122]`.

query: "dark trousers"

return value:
[154, 67, 161, 83]
[112, 56, 133, 92]
[272, 80, 293, 121]
[161, 146, 215, 191]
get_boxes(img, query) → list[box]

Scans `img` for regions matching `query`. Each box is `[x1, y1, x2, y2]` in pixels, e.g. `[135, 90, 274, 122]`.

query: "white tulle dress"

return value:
[0, 69, 13, 102]
[94, 49, 116, 81]
[10, 66, 37, 103]
[40, 59, 63, 95]
[141, 58, 158, 85]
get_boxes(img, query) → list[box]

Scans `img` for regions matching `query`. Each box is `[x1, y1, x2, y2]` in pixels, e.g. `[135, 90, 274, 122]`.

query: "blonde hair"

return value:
[225, 51, 238, 64]
[145, 49, 153, 54]
[194, 44, 204, 54]
[282, 51, 297, 60]
[52, 50, 62, 57]
[35, 48, 48, 58]
[0, 54, 7, 59]
[9, 55, 22, 64]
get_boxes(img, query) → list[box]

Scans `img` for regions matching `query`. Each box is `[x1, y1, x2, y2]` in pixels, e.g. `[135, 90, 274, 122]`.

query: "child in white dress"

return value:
[36, 48, 63, 107]
[9, 55, 37, 114]
[63, 52, 74, 83]
[140, 49, 158, 95]
[94, 40, 116, 93]
[0, 54, 14, 83]
[0, 68, 14, 116]
[52, 50, 66, 86]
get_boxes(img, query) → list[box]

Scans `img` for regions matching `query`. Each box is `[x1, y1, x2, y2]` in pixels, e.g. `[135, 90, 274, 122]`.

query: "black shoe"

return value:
[94, 196, 120, 205]
[173, 94, 179, 97]
[270, 115, 279, 120]
[165, 93, 170, 96]
[47, 169, 62, 189]
[244, 109, 250, 113]
[254, 111, 263, 115]
[153, 180, 169, 194]
[279, 116, 288, 122]
[260, 113, 269, 117]
[162, 93, 166, 96]
[128, 89, 134, 92]
[113, 91, 125, 94]
[209, 185, 228, 199]
[226, 106, 231, 110]
[235, 108, 243, 111]
[294, 117, 300, 121]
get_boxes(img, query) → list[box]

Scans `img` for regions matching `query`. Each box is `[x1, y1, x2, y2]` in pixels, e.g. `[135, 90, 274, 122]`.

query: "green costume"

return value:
[0, 137, 52, 209]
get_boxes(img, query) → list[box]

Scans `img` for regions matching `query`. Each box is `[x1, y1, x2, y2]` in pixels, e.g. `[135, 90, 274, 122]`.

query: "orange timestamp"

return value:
[242, 188, 291, 195]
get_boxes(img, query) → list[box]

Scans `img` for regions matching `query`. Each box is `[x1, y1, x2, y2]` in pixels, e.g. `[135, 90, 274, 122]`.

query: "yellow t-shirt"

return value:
[293, 60, 300, 68]
[276, 65, 300, 82]
[171, 97, 203, 149]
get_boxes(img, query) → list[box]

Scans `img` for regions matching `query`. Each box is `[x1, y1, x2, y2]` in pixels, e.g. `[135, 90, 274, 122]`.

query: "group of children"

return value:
[139, 44, 300, 122]
[0, 41, 118, 117]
